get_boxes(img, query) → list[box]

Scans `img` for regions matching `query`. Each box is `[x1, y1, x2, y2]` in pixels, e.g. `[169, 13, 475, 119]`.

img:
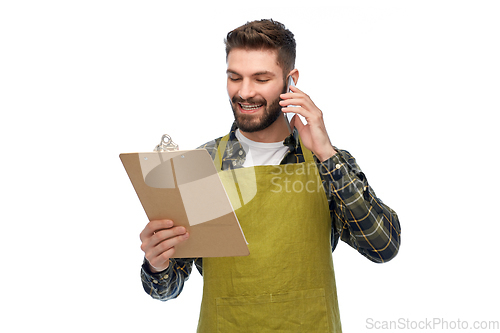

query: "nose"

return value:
[238, 79, 256, 100]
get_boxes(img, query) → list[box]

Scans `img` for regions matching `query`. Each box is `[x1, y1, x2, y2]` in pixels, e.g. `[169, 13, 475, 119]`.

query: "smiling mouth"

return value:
[239, 103, 263, 111]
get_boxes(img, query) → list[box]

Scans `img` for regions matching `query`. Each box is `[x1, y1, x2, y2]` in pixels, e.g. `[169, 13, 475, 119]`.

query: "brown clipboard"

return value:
[120, 149, 249, 258]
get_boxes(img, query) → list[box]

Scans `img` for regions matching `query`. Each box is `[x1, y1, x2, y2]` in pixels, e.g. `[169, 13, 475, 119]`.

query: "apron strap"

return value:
[215, 134, 231, 171]
[298, 136, 316, 164]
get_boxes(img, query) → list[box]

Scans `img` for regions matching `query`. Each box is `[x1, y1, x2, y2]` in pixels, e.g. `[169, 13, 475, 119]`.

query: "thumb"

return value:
[291, 114, 305, 132]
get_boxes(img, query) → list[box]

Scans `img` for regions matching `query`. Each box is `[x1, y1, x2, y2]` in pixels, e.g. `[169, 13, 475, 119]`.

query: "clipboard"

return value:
[120, 149, 249, 258]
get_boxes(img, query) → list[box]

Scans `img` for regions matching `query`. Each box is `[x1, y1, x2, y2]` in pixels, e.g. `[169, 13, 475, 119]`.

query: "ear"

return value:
[288, 69, 299, 85]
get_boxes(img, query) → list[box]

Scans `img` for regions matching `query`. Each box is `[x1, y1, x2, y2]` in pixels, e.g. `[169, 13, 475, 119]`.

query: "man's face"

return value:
[226, 48, 286, 133]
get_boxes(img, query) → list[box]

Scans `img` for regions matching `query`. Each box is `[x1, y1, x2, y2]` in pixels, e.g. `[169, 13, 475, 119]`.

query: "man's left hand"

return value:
[280, 85, 336, 162]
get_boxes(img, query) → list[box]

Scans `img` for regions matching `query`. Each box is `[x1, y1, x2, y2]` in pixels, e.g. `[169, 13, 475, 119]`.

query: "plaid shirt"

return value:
[141, 123, 401, 301]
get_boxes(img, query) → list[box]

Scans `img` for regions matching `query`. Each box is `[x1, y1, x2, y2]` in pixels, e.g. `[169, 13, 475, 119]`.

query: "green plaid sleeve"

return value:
[318, 149, 401, 263]
[141, 258, 203, 301]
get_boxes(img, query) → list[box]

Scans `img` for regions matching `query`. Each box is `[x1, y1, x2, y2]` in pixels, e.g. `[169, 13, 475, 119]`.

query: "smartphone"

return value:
[283, 76, 296, 133]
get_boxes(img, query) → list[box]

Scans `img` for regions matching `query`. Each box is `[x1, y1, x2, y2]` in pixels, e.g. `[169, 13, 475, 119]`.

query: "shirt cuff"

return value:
[317, 147, 346, 180]
[141, 257, 173, 285]
[317, 148, 369, 193]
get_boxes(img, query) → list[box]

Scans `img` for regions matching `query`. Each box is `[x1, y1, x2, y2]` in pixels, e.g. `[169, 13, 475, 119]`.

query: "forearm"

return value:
[140, 257, 196, 301]
[318, 149, 401, 263]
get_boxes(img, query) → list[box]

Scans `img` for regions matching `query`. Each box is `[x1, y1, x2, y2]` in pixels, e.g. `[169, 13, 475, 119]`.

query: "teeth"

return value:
[239, 104, 262, 111]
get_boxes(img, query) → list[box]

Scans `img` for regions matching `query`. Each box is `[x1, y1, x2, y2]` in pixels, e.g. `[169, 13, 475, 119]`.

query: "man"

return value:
[139, 19, 400, 332]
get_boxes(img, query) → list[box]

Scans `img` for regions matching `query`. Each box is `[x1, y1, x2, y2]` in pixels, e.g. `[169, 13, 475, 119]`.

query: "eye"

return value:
[256, 79, 270, 83]
[228, 77, 242, 82]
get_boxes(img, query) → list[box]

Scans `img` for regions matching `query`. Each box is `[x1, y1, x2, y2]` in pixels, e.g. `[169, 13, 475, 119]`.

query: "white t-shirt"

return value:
[235, 129, 290, 167]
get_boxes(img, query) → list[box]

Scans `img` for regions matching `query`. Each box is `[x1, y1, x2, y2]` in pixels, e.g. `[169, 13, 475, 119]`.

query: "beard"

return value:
[230, 96, 281, 133]
[230, 83, 287, 133]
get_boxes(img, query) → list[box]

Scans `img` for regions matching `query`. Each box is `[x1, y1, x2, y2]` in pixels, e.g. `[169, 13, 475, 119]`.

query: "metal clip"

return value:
[154, 134, 179, 152]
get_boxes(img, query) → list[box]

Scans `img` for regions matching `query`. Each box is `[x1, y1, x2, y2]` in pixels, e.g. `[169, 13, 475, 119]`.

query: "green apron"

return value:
[197, 135, 342, 332]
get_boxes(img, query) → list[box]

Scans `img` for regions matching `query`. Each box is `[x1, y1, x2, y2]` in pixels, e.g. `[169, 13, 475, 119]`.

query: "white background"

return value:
[1, 1, 499, 332]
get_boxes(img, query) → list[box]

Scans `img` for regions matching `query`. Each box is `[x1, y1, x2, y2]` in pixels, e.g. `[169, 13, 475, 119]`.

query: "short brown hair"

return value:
[225, 19, 296, 77]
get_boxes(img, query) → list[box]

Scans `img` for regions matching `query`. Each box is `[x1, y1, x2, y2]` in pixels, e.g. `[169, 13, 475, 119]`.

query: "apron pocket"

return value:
[216, 288, 329, 333]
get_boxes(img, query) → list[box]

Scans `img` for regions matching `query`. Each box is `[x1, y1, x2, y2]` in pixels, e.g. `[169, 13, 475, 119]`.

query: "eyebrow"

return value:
[226, 69, 276, 77]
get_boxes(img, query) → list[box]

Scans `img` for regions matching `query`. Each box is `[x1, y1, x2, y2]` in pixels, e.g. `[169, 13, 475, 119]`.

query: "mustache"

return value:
[231, 95, 267, 105]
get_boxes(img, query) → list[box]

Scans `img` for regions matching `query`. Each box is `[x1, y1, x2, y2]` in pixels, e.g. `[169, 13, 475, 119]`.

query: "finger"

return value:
[151, 226, 187, 246]
[140, 224, 185, 257]
[282, 106, 310, 125]
[150, 219, 175, 232]
[146, 231, 190, 264]
[281, 105, 304, 114]
[280, 92, 306, 105]
[143, 226, 187, 253]
[280, 95, 314, 112]
[287, 84, 302, 94]
[140, 219, 174, 241]
[280, 84, 306, 100]
[279, 98, 301, 108]
[146, 248, 175, 272]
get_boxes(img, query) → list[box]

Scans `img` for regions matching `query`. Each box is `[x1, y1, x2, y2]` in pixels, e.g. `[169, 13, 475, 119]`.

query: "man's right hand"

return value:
[140, 219, 190, 273]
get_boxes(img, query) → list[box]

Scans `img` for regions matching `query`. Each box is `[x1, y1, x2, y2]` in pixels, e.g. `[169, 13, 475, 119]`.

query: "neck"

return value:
[238, 115, 290, 143]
